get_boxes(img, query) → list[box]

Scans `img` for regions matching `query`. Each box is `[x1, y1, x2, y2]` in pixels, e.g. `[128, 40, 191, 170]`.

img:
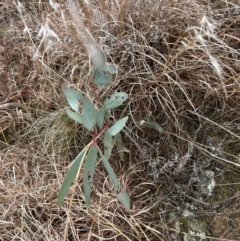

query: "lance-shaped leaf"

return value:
[104, 92, 128, 109]
[107, 116, 128, 136]
[98, 148, 130, 211]
[98, 149, 119, 192]
[104, 131, 113, 160]
[116, 191, 130, 211]
[93, 51, 106, 75]
[58, 147, 89, 206]
[66, 109, 82, 124]
[62, 87, 85, 112]
[93, 65, 116, 86]
[81, 98, 97, 131]
[114, 133, 125, 161]
[141, 120, 164, 132]
[83, 145, 98, 207]
[93, 68, 112, 86]
[103, 64, 116, 75]
[97, 105, 106, 129]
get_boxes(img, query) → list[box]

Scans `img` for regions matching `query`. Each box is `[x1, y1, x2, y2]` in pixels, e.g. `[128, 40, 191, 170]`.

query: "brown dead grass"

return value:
[0, 0, 240, 240]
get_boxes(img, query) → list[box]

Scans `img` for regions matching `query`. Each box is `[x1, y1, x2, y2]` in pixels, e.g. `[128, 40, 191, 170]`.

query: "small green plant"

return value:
[58, 51, 130, 210]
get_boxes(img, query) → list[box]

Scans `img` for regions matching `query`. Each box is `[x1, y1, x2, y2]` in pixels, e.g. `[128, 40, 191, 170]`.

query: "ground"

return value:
[0, 0, 240, 240]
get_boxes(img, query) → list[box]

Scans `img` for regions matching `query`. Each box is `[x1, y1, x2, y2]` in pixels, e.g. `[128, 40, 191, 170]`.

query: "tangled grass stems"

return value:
[0, 0, 240, 240]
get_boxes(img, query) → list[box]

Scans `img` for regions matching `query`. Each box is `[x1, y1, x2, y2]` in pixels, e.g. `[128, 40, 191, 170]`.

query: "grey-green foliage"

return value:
[107, 117, 129, 136]
[140, 120, 164, 132]
[93, 51, 117, 86]
[58, 51, 164, 211]
[58, 51, 130, 210]
[58, 146, 88, 206]
[84, 145, 98, 206]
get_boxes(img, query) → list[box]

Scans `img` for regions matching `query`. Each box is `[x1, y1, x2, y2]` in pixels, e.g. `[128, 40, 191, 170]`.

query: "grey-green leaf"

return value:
[104, 64, 116, 74]
[104, 131, 113, 160]
[62, 87, 84, 112]
[93, 51, 106, 75]
[93, 68, 112, 86]
[114, 133, 125, 161]
[144, 120, 164, 132]
[116, 191, 130, 211]
[97, 105, 106, 129]
[98, 149, 119, 192]
[94, 64, 116, 86]
[104, 92, 128, 109]
[107, 116, 128, 136]
[81, 99, 96, 131]
[58, 147, 88, 206]
[83, 145, 98, 207]
[66, 109, 82, 124]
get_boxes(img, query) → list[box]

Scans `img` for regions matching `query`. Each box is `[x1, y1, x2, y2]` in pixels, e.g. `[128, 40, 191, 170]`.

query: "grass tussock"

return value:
[1, 0, 240, 240]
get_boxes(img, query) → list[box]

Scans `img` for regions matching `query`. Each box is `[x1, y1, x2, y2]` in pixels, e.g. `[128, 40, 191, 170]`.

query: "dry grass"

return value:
[1, 0, 240, 240]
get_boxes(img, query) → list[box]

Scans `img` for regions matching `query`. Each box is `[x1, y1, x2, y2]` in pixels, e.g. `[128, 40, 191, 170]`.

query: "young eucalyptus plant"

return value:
[58, 51, 130, 210]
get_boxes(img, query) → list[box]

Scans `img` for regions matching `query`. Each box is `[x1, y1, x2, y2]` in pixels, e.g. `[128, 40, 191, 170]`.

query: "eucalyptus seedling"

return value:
[58, 51, 130, 211]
